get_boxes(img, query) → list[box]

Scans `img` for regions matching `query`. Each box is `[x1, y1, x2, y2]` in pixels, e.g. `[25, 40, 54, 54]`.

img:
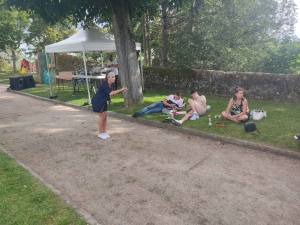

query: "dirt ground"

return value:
[1, 84, 300, 225]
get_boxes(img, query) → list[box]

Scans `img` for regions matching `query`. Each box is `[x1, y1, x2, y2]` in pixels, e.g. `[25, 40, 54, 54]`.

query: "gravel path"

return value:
[1, 84, 300, 225]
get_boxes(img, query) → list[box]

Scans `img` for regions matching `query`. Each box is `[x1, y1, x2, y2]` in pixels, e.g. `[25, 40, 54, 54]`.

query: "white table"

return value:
[72, 74, 106, 94]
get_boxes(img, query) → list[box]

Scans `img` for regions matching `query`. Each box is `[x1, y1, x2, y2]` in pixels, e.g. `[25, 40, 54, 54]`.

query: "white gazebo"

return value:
[45, 25, 142, 103]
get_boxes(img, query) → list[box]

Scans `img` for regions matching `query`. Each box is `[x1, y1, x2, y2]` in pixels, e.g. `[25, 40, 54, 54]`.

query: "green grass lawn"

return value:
[13, 80, 300, 152]
[0, 150, 86, 225]
[0, 73, 299, 224]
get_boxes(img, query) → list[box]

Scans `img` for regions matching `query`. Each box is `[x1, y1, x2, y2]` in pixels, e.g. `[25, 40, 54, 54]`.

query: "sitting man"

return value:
[171, 90, 207, 126]
[132, 91, 184, 117]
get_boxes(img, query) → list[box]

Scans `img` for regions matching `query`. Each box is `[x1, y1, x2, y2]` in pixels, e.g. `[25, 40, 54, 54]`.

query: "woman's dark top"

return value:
[91, 81, 112, 112]
[231, 97, 249, 115]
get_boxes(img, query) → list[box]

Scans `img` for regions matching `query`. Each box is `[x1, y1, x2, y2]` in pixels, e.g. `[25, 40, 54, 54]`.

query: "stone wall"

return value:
[143, 67, 300, 103]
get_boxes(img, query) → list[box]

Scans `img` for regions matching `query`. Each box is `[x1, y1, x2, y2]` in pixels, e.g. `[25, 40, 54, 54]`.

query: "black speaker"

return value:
[23, 75, 36, 88]
[9, 76, 25, 91]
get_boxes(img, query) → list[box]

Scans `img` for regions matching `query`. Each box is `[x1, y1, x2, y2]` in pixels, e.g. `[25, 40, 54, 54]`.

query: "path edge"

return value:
[8, 89, 300, 161]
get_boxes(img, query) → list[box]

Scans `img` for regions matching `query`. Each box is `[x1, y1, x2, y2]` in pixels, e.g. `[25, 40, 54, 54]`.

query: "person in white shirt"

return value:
[132, 91, 184, 117]
[107, 55, 119, 90]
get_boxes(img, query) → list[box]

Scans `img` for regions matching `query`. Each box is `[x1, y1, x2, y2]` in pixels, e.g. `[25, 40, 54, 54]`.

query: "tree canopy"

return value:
[25, 17, 76, 52]
[0, 0, 30, 72]
[4, 0, 299, 79]
[6, 0, 169, 106]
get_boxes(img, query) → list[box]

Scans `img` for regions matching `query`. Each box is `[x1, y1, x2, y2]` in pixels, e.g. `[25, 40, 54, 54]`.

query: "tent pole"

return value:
[83, 50, 91, 104]
[45, 53, 57, 99]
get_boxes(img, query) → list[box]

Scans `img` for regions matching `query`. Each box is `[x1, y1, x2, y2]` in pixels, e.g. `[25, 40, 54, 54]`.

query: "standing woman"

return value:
[92, 71, 128, 139]
[221, 86, 249, 123]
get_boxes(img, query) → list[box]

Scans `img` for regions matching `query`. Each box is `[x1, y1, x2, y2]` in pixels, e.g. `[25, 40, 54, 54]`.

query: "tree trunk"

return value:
[12, 50, 16, 73]
[35, 52, 43, 83]
[111, 1, 143, 107]
[188, 0, 196, 33]
[161, 2, 169, 68]
[188, 0, 202, 33]
[142, 13, 152, 67]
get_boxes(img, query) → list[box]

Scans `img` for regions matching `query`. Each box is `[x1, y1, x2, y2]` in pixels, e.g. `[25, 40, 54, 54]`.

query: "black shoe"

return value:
[132, 111, 140, 118]
[294, 133, 300, 140]
[162, 117, 172, 122]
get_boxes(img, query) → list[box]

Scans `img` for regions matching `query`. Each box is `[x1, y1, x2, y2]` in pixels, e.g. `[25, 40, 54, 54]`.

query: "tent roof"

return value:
[45, 25, 141, 53]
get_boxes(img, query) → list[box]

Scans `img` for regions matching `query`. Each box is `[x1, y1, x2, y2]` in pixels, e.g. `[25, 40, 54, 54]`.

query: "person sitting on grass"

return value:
[171, 90, 207, 126]
[221, 86, 250, 124]
[132, 91, 184, 117]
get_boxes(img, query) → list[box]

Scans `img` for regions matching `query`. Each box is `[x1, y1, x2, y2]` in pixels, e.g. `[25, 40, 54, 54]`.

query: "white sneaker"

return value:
[171, 119, 182, 126]
[98, 133, 108, 139]
[190, 114, 199, 120]
[103, 132, 110, 138]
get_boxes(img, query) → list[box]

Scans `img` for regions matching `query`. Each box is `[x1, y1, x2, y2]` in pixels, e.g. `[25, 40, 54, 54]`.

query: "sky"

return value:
[294, 0, 300, 37]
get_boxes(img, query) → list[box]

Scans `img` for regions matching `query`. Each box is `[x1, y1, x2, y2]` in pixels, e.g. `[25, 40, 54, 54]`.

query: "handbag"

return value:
[251, 110, 267, 120]
[244, 122, 260, 134]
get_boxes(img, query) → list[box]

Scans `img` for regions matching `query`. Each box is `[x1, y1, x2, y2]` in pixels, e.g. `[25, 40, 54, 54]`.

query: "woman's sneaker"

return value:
[294, 133, 300, 140]
[103, 132, 110, 138]
[98, 133, 108, 139]
[189, 113, 199, 120]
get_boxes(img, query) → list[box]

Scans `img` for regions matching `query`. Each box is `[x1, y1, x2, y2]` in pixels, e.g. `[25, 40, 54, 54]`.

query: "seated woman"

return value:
[221, 86, 250, 123]
[171, 90, 206, 126]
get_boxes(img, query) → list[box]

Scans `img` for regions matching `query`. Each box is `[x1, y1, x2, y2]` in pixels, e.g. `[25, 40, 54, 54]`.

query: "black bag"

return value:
[244, 122, 260, 134]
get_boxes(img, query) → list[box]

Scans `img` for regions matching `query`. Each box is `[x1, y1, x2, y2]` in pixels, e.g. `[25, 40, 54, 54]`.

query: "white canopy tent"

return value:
[45, 25, 142, 103]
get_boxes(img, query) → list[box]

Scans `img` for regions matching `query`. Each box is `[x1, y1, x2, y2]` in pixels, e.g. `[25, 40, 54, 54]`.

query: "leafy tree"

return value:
[262, 37, 300, 74]
[0, 0, 30, 72]
[25, 17, 77, 52]
[142, 13, 152, 67]
[6, 0, 172, 106]
[159, 0, 189, 67]
[167, 0, 297, 72]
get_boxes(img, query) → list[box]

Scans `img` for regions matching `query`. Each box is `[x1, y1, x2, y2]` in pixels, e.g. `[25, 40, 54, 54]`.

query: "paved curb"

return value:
[8, 89, 300, 161]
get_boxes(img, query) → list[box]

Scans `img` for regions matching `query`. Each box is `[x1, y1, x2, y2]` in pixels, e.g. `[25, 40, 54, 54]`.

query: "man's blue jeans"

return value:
[139, 101, 164, 116]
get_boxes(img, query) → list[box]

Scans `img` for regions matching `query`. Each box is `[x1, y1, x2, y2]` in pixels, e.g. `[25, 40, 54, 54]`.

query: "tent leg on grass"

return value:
[45, 53, 57, 99]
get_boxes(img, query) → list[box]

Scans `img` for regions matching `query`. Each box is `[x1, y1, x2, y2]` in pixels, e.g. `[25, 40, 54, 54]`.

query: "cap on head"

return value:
[107, 71, 115, 78]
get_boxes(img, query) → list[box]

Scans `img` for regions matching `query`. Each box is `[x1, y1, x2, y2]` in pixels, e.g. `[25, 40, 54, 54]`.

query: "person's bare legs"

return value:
[188, 99, 197, 114]
[221, 111, 248, 123]
[97, 112, 110, 139]
[176, 100, 206, 124]
[97, 112, 107, 133]
[102, 111, 107, 133]
[195, 104, 206, 116]
[180, 111, 194, 123]
[237, 114, 248, 122]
